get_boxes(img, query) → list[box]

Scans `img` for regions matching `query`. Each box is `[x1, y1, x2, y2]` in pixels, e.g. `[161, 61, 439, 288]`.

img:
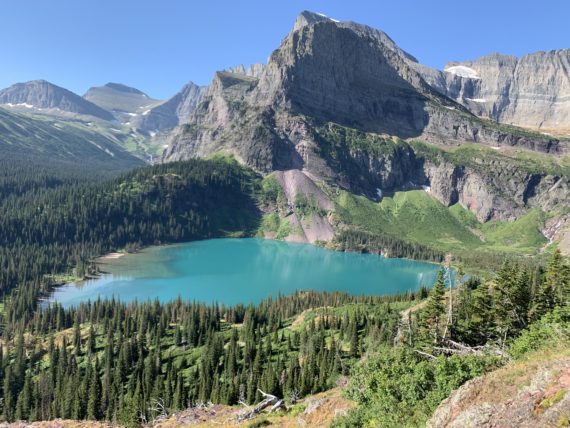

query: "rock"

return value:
[416, 50, 570, 135]
[160, 11, 569, 226]
[134, 81, 207, 131]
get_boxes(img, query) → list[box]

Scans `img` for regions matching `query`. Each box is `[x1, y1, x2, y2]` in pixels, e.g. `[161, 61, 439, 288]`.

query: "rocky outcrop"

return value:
[134, 81, 207, 131]
[415, 50, 570, 136]
[428, 352, 570, 428]
[226, 63, 266, 78]
[0, 80, 115, 121]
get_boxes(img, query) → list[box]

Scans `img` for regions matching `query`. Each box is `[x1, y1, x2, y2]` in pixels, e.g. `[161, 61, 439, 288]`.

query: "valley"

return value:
[0, 7, 568, 428]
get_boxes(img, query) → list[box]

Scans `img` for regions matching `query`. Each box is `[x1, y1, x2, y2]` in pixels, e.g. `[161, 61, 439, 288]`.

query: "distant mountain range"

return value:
[0, 80, 115, 121]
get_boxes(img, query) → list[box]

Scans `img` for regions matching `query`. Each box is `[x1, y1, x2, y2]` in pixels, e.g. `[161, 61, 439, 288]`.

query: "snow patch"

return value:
[467, 98, 487, 103]
[142, 109, 150, 116]
[316, 12, 339, 22]
[444, 65, 480, 79]
[376, 188, 383, 199]
[4, 102, 35, 109]
[421, 185, 431, 193]
[149, 131, 157, 137]
[126, 112, 138, 117]
[491, 146, 501, 150]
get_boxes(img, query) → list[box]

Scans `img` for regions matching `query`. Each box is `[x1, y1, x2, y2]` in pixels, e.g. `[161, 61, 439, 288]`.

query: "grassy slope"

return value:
[334, 188, 548, 260]
[0, 107, 145, 168]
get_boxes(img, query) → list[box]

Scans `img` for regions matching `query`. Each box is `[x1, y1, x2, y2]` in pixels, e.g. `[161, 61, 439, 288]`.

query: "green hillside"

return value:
[334, 188, 549, 263]
[0, 107, 144, 172]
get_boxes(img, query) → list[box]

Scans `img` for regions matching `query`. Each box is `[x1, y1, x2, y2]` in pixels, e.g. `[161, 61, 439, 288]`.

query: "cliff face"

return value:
[161, 11, 569, 227]
[416, 50, 570, 135]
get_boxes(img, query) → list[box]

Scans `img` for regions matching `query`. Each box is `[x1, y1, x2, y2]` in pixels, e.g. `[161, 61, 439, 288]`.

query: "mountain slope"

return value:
[160, 12, 568, 243]
[133, 81, 206, 131]
[0, 107, 143, 172]
[83, 82, 162, 121]
[0, 80, 115, 121]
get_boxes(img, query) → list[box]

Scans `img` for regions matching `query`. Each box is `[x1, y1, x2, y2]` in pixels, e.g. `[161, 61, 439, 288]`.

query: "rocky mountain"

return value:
[160, 11, 569, 242]
[226, 63, 266, 78]
[0, 80, 115, 121]
[413, 50, 570, 136]
[0, 106, 144, 171]
[133, 81, 206, 132]
[83, 82, 162, 122]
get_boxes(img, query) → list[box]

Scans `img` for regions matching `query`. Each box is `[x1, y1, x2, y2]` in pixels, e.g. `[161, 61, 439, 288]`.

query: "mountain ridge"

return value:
[0, 80, 115, 121]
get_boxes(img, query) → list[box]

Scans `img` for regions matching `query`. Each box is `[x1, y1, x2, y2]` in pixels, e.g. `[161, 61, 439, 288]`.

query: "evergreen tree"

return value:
[423, 269, 446, 342]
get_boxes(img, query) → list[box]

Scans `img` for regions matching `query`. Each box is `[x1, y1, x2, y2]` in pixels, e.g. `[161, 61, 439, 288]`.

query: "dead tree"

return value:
[236, 389, 285, 422]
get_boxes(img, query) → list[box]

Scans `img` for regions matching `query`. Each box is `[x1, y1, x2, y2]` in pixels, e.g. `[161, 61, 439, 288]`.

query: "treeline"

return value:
[0, 159, 261, 324]
[334, 229, 446, 262]
[0, 291, 420, 425]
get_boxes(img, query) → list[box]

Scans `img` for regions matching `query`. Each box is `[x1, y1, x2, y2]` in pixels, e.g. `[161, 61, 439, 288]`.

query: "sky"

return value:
[1, 0, 568, 100]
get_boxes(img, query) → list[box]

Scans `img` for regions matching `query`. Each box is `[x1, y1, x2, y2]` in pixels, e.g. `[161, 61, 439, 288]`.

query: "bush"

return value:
[333, 347, 495, 427]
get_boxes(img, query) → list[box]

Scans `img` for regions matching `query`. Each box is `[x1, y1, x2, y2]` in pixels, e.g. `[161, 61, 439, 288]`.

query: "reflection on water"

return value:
[48, 238, 443, 308]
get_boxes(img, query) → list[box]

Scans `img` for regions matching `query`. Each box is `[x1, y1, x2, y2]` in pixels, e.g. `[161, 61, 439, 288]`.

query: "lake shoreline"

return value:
[47, 238, 444, 308]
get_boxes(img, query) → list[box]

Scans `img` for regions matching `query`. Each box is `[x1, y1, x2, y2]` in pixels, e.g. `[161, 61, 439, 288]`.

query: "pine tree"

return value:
[423, 269, 446, 342]
[87, 361, 102, 420]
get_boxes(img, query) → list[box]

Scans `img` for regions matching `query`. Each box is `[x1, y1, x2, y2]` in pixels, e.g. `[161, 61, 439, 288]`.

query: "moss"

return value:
[539, 389, 566, 411]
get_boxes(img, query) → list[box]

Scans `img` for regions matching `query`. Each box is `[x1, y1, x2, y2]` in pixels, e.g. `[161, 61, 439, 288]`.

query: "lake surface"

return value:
[49, 238, 443, 307]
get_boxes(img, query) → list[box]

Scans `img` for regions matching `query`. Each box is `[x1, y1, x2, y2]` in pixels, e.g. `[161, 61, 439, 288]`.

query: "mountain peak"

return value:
[293, 11, 339, 31]
[0, 80, 115, 121]
[103, 82, 148, 97]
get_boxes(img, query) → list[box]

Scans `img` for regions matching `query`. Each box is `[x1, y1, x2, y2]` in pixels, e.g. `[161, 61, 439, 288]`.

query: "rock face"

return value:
[0, 80, 115, 121]
[226, 63, 266, 78]
[427, 353, 570, 428]
[161, 11, 569, 226]
[83, 83, 161, 120]
[415, 50, 570, 135]
[134, 81, 206, 131]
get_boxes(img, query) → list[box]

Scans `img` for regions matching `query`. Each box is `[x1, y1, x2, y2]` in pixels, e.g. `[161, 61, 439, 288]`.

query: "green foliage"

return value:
[423, 270, 446, 341]
[0, 291, 420, 423]
[510, 306, 570, 359]
[335, 347, 494, 427]
[0, 159, 262, 324]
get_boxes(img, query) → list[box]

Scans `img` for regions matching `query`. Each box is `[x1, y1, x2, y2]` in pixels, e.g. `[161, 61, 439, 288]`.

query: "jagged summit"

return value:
[293, 11, 339, 30]
[161, 11, 567, 234]
[132, 80, 206, 132]
[163, 11, 562, 172]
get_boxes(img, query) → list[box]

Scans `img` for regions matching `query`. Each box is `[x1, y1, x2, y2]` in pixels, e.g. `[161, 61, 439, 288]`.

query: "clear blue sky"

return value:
[1, 0, 568, 99]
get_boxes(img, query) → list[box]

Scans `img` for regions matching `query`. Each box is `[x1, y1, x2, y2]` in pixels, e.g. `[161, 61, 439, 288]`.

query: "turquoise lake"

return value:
[49, 238, 443, 307]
